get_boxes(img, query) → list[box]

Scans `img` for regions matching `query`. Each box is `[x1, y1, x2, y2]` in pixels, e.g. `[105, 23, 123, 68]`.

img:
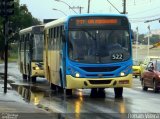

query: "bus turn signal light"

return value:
[119, 80, 129, 84]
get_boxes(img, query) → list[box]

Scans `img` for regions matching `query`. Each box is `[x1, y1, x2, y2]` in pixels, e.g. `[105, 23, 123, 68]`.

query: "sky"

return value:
[19, 0, 160, 34]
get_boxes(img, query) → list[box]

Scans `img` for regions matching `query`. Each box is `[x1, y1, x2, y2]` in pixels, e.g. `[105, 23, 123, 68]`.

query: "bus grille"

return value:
[86, 74, 113, 77]
[89, 80, 112, 84]
[80, 66, 120, 72]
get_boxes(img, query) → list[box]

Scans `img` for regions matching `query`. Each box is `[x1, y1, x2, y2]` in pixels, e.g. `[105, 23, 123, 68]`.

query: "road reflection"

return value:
[11, 83, 130, 119]
[12, 84, 45, 106]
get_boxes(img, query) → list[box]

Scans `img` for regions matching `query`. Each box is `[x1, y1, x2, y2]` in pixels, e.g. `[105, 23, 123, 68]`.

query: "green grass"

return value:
[0, 43, 18, 63]
[8, 50, 18, 62]
[0, 60, 3, 64]
[0, 57, 18, 63]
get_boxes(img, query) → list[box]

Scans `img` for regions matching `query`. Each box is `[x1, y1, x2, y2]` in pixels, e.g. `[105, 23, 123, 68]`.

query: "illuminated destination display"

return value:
[69, 16, 129, 28]
[76, 19, 118, 26]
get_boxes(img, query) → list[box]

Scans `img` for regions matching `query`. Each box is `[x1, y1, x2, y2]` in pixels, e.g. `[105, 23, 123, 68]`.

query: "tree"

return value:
[0, 1, 41, 60]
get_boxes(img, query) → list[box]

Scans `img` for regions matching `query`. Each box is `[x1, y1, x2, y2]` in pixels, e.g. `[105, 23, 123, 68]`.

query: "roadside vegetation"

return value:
[0, 1, 41, 61]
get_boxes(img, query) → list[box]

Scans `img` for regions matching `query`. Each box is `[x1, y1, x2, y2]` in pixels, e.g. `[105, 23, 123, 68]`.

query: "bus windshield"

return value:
[68, 29, 131, 64]
[32, 34, 43, 61]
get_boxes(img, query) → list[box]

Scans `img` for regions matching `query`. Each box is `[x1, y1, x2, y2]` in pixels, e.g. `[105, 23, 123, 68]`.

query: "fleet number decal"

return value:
[111, 53, 123, 60]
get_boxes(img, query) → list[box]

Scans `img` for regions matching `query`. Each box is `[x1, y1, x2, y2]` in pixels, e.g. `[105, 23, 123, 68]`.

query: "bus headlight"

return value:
[75, 72, 80, 78]
[35, 66, 40, 70]
[120, 72, 125, 77]
[69, 68, 81, 78]
[119, 66, 132, 77]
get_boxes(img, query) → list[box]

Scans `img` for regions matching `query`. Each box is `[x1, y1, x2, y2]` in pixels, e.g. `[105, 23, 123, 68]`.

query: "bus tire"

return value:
[114, 87, 123, 98]
[66, 89, 72, 96]
[90, 88, 98, 98]
[98, 88, 105, 98]
[50, 83, 57, 90]
[31, 76, 36, 83]
[22, 74, 27, 81]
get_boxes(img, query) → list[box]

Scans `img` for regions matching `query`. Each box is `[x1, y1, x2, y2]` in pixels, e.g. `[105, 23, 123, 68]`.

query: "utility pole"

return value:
[0, 0, 14, 93]
[122, 0, 127, 14]
[136, 27, 139, 60]
[87, 0, 91, 13]
[147, 25, 151, 56]
[3, 17, 8, 94]
[70, 6, 84, 14]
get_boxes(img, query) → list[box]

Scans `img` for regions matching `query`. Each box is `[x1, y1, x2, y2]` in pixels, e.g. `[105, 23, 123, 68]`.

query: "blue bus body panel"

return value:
[60, 14, 132, 88]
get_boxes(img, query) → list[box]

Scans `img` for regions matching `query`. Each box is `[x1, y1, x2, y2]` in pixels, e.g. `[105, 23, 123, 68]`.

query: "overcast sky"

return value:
[20, 0, 160, 34]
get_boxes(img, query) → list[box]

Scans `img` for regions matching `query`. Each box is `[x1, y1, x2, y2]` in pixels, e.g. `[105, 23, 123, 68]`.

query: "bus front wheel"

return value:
[28, 76, 36, 83]
[90, 88, 98, 98]
[22, 74, 27, 81]
[32, 76, 36, 83]
[65, 89, 72, 96]
[114, 87, 123, 98]
[50, 83, 57, 90]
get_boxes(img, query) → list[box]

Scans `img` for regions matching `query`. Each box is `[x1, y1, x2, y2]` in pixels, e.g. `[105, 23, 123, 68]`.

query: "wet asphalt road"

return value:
[0, 63, 160, 119]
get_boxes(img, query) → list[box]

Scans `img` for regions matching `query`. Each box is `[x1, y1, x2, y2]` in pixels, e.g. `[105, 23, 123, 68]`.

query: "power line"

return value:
[106, 0, 121, 14]
[127, 0, 157, 7]
[130, 13, 160, 20]
[129, 7, 160, 17]
[144, 17, 160, 23]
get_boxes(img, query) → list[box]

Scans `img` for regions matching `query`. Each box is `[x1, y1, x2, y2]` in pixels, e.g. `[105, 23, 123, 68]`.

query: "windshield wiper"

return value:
[82, 29, 96, 41]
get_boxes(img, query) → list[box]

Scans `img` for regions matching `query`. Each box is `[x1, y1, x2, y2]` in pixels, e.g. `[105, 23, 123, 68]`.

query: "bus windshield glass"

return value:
[68, 29, 131, 64]
[32, 34, 43, 61]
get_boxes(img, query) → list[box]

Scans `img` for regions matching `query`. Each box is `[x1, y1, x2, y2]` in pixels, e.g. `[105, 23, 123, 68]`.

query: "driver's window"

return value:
[146, 62, 152, 70]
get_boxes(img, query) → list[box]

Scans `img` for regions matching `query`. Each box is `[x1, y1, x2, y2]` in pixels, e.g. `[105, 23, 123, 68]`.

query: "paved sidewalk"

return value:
[0, 79, 47, 113]
[0, 76, 58, 119]
[0, 64, 64, 119]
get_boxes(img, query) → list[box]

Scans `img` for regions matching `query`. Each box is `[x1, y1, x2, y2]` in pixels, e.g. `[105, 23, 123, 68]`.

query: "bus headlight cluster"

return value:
[120, 72, 125, 77]
[119, 66, 132, 77]
[72, 71, 81, 78]
[69, 68, 81, 78]
[35, 66, 40, 70]
[75, 72, 80, 78]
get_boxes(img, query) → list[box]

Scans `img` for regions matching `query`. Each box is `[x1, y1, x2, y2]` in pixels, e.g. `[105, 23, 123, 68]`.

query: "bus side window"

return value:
[48, 29, 52, 50]
[59, 26, 64, 49]
[57, 27, 60, 50]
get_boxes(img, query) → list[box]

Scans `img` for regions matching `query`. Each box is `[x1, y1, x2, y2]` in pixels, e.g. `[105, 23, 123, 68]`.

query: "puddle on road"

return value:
[10, 83, 91, 114]
[10, 83, 130, 119]
[11, 84, 47, 105]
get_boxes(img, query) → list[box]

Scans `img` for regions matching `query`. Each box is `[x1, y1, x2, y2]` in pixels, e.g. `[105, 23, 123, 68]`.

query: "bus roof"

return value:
[19, 25, 44, 34]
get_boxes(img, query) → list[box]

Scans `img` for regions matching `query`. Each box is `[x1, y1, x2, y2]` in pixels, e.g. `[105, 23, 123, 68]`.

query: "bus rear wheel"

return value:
[22, 74, 27, 81]
[32, 76, 36, 83]
[28, 76, 36, 83]
[65, 89, 72, 96]
[114, 87, 123, 98]
[50, 83, 57, 90]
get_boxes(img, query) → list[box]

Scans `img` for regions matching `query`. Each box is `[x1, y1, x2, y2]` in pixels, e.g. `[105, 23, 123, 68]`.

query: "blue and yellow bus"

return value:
[18, 25, 44, 82]
[44, 14, 133, 97]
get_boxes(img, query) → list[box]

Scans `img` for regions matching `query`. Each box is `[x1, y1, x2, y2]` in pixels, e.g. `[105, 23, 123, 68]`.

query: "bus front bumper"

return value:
[32, 69, 44, 77]
[66, 74, 132, 89]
